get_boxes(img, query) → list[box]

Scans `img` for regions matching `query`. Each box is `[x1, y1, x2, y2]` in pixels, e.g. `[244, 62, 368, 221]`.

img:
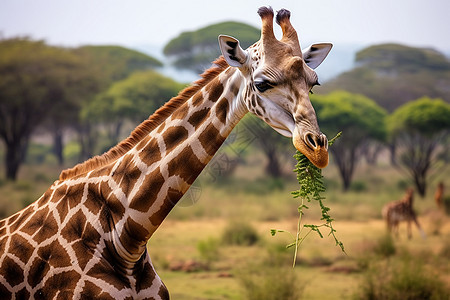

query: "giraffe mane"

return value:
[59, 56, 229, 181]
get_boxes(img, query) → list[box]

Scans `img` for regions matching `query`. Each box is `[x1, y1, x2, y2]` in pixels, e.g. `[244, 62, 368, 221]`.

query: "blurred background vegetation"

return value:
[1, 21, 450, 299]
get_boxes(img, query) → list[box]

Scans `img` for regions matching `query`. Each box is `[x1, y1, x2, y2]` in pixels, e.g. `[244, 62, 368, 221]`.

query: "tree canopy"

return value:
[387, 96, 450, 137]
[163, 21, 260, 72]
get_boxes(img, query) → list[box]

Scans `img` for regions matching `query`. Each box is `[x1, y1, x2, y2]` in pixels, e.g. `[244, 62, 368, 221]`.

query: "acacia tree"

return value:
[387, 97, 450, 197]
[0, 38, 94, 180]
[68, 46, 163, 162]
[312, 91, 387, 190]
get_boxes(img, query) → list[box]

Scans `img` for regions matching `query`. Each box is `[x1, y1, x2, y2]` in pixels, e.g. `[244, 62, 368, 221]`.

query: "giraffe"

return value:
[0, 7, 332, 299]
[382, 188, 426, 240]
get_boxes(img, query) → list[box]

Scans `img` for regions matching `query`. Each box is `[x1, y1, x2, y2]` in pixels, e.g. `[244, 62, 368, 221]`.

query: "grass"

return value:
[1, 152, 449, 299]
[150, 217, 450, 299]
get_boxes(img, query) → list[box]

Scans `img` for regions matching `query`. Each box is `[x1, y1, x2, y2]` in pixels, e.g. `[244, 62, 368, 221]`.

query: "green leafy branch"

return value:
[271, 132, 345, 267]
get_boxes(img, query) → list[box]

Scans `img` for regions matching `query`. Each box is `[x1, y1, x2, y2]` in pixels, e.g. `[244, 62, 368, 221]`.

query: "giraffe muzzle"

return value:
[293, 131, 329, 168]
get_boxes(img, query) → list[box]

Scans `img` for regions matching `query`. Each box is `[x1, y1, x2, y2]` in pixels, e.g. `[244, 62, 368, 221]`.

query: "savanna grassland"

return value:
[0, 150, 449, 299]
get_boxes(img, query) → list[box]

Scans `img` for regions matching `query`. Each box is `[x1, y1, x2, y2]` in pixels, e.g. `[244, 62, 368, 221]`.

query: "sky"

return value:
[1, 0, 450, 54]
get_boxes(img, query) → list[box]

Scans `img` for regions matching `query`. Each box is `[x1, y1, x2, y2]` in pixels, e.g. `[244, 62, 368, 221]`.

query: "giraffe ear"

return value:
[218, 35, 248, 67]
[302, 43, 333, 69]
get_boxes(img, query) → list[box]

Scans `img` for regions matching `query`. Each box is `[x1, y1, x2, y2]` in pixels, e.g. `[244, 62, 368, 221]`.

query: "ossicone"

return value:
[257, 6, 274, 18]
[257, 6, 301, 56]
[275, 8, 291, 25]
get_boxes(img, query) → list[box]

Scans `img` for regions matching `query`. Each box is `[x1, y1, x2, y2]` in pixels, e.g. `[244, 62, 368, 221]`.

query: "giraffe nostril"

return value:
[305, 133, 317, 149]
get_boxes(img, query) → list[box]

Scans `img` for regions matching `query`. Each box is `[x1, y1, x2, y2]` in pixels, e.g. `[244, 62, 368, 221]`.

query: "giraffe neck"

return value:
[105, 66, 248, 263]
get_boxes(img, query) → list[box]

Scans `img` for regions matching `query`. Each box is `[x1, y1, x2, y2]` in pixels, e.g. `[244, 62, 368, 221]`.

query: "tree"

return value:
[164, 21, 260, 72]
[82, 71, 184, 149]
[312, 91, 387, 190]
[0, 38, 96, 180]
[387, 97, 450, 196]
[66, 46, 164, 162]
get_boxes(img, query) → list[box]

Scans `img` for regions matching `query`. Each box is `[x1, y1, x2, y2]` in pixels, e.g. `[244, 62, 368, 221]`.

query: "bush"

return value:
[356, 258, 449, 300]
[265, 243, 294, 267]
[373, 234, 396, 258]
[197, 237, 220, 266]
[238, 264, 303, 300]
[350, 180, 368, 192]
[221, 221, 259, 246]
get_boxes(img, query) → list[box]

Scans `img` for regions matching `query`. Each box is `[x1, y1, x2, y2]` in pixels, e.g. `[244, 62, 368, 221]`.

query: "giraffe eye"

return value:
[254, 80, 273, 93]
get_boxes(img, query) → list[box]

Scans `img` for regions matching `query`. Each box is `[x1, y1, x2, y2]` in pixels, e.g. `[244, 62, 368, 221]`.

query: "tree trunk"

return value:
[53, 129, 64, 166]
[4, 138, 29, 181]
[389, 142, 397, 166]
[414, 173, 427, 197]
[332, 146, 357, 192]
[265, 149, 282, 178]
[77, 123, 95, 162]
[111, 121, 123, 146]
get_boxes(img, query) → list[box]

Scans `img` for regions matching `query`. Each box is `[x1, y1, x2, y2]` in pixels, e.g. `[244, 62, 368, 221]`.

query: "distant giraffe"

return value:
[434, 182, 444, 209]
[382, 188, 426, 239]
[0, 7, 333, 299]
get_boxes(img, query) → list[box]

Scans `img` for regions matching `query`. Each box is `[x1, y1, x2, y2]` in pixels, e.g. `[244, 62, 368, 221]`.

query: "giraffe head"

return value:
[218, 7, 332, 168]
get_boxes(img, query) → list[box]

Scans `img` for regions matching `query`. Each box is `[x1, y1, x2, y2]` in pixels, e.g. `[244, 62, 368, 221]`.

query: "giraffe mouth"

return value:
[293, 131, 329, 168]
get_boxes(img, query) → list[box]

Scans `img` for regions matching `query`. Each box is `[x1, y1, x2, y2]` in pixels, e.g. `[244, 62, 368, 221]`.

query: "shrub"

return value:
[238, 264, 303, 300]
[356, 258, 449, 300]
[221, 221, 259, 246]
[197, 237, 220, 266]
[373, 234, 396, 258]
[350, 180, 367, 192]
[265, 243, 294, 267]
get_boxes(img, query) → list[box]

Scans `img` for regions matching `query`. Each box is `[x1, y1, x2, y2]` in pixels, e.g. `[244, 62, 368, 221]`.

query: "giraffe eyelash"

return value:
[254, 80, 275, 93]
